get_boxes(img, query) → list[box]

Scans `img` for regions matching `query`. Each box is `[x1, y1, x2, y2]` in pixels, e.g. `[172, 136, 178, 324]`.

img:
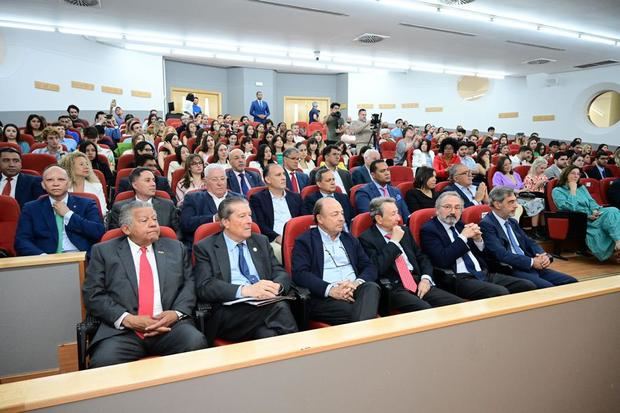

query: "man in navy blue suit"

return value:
[302, 168, 353, 227]
[352, 149, 380, 185]
[15, 166, 104, 256]
[292, 197, 380, 325]
[0, 147, 44, 207]
[226, 149, 263, 196]
[356, 159, 409, 219]
[480, 186, 577, 288]
[249, 91, 270, 124]
[282, 147, 309, 194]
[249, 164, 302, 263]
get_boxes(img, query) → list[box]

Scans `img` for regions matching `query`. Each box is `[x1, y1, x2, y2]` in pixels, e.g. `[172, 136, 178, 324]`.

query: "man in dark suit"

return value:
[310, 145, 353, 194]
[352, 149, 380, 185]
[360, 197, 463, 312]
[83, 201, 207, 367]
[589, 151, 613, 180]
[0, 147, 45, 207]
[443, 164, 488, 208]
[283, 147, 309, 194]
[356, 159, 409, 219]
[249, 91, 270, 124]
[421, 191, 536, 299]
[292, 197, 380, 325]
[193, 197, 298, 342]
[116, 154, 174, 200]
[15, 166, 104, 256]
[303, 167, 353, 227]
[108, 168, 179, 232]
[226, 148, 263, 196]
[249, 163, 302, 263]
[480, 186, 577, 288]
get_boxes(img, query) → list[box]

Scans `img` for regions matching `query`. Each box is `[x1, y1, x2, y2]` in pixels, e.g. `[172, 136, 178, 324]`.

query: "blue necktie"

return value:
[237, 243, 259, 284]
[449, 226, 485, 280]
[238, 173, 249, 196]
[504, 221, 525, 255]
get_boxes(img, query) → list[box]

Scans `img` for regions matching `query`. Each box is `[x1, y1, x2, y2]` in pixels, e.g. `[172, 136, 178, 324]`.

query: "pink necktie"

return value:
[385, 234, 417, 293]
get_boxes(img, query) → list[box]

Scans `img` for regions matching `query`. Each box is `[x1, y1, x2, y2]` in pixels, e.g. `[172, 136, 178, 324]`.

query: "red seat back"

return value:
[513, 165, 530, 181]
[101, 226, 177, 242]
[281, 215, 315, 274]
[0, 142, 21, 152]
[607, 164, 620, 177]
[579, 178, 604, 205]
[600, 177, 615, 205]
[397, 182, 414, 197]
[0, 196, 20, 256]
[462, 205, 491, 225]
[170, 168, 186, 195]
[193, 222, 261, 246]
[408, 208, 436, 246]
[388, 166, 413, 186]
[350, 212, 373, 238]
[116, 154, 135, 171]
[163, 153, 177, 177]
[486, 166, 498, 190]
[546, 179, 559, 212]
[92, 169, 108, 200]
[349, 183, 366, 211]
[300, 185, 320, 200]
[21, 153, 56, 174]
[246, 186, 267, 200]
[348, 155, 360, 170]
[435, 181, 450, 193]
[380, 141, 397, 160]
[20, 134, 35, 147]
[115, 190, 171, 203]
[71, 192, 103, 219]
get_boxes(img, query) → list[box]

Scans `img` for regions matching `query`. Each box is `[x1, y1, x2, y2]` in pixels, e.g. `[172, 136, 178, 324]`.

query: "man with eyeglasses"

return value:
[282, 147, 309, 194]
[420, 191, 536, 299]
[292, 197, 380, 325]
[443, 164, 489, 208]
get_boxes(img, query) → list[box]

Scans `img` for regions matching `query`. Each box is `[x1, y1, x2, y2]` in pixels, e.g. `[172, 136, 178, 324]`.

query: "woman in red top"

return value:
[432, 137, 461, 180]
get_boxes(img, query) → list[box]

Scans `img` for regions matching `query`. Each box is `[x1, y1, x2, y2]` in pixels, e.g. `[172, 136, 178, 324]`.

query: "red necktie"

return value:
[385, 234, 417, 293]
[290, 171, 300, 193]
[137, 247, 155, 339]
[2, 177, 12, 196]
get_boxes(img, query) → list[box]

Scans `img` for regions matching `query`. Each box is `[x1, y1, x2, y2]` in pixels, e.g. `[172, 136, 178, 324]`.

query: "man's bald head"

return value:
[228, 148, 246, 172]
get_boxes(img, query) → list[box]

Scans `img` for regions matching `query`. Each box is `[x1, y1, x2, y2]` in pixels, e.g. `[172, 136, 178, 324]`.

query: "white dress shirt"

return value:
[0, 173, 18, 198]
[318, 227, 357, 297]
[270, 190, 291, 236]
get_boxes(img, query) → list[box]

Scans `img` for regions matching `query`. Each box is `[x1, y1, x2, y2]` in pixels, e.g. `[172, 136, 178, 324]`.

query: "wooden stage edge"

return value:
[0, 275, 619, 412]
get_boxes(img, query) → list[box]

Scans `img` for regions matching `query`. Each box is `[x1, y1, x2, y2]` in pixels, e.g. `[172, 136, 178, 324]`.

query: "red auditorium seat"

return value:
[0, 142, 21, 152]
[513, 165, 530, 181]
[599, 177, 615, 205]
[246, 186, 267, 200]
[380, 141, 397, 160]
[0, 196, 20, 256]
[462, 205, 492, 225]
[396, 181, 414, 197]
[116, 154, 135, 171]
[579, 178, 604, 205]
[349, 183, 366, 212]
[163, 154, 177, 177]
[71, 192, 104, 219]
[388, 166, 413, 186]
[92, 169, 108, 200]
[21, 153, 56, 174]
[544, 179, 588, 259]
[435, 181, 450, 193]
[100, 226, 177, 242]
[115, 190, 171, 203]
[408, 208, 436, 246]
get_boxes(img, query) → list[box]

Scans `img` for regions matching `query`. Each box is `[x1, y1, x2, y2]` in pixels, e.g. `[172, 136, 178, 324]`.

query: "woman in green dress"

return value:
[552, 165, 620, 263]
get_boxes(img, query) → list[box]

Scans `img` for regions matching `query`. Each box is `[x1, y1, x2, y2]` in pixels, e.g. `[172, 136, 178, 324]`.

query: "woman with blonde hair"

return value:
[523, 156, 549, 238]
[59, 151, 107, 215]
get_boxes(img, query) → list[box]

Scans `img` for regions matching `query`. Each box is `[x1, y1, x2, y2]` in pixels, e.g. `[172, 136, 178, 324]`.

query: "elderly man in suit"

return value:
[443, 164, 489, 208]
[0, 147, 45, 207]
[480, 186, 577, 288]
[360, 197, 463, 313]
[249, 163, 302, 263]
[15, 166, 104, 256]
[310, 145, 353, 194]
[249, 91, 270, 124]
[282, 147, 309, 194]
[108, 167, 179, 232]
[193, 197, 298, 342]
[303, 167, 353, 227]
[83, 201, 207, 367]
[226, 148, 263, 197]
[356, 159, 409, 219]
[292, 197, 380, 325]
[352, 149, 380, 185]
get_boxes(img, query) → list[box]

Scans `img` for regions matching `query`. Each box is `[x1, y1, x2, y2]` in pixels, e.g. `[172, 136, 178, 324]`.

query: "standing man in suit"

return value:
[15, 166, 104, 256]
[193, 197, 298, 342]
[352, 149, 380, 185]
[589, 151, 613, 180]
[356, 159, 409, 219]
[310, 144, 353, 194]
[480, 186, 577, 288]
[84, 201, 207, 367]
[226, 149, 263, 196]
[292, 197, 380, 325]
[303, 168, 353, 227]
[108, 167, 179, 232]
[421, 191, 536, 299]
[360, 197, 463, 312]
[249, 163, 302, 263]
[0, 147, 45, 207]
[443, 164, 489, 208]
[249, 91, 270, 124]
[283, 147, 309, 193]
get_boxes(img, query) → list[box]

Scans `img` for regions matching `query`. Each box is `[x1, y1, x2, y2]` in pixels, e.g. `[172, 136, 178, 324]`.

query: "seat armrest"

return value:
[76, 315, 101, 370]
[289, 284, 311, 331]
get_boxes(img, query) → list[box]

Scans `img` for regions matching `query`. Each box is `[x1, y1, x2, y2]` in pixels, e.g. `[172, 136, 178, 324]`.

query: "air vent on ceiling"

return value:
[62, 0, 101, 7]
[400, 22, 476, 37]
[247, 0, 348, 16]
[506, 40, 565, 52]
[440, 0, 476, 5]
[574, 60, 619, 69]
[523, 58, 557, 65]
[354, 33, 390, 44]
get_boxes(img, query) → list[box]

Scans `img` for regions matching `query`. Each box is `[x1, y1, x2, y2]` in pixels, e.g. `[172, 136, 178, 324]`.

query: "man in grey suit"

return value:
[107, 167, 179, 232]
[83, 201, 207, 368]
[193, 196, 298, 342]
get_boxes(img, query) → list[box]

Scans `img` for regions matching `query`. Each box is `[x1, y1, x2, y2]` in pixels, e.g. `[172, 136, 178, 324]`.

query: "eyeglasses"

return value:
[440, 204, 463, 211]
[455, 171, 472, 176]
[324, 245, 351, 268]
[190, 161, 204, 166]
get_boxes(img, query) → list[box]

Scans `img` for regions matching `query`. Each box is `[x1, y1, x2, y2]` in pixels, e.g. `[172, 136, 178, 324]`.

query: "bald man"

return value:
[15, 166, 105, 256]
[226, 148, 264, 196]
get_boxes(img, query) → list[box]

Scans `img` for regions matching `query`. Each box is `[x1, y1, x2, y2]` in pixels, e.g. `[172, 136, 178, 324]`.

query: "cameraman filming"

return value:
[325, 102, 345, 145]
[350, 108, 373, 147]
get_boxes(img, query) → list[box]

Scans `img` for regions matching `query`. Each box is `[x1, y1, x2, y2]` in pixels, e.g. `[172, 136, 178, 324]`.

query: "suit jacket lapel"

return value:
[489, 213, 510, 246]
[152, 240, 167, 296]
[246, 236, 267, 279]
[117, 239, 138, 297]
[214, 233, 231, 282]
[310, 229, 324, 278]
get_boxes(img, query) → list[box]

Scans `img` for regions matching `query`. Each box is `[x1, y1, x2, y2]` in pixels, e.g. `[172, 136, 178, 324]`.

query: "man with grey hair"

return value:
[282, 147, 309, 193]
[303, 167, 353, 227]
[480, 186, 577, 288]
[226, 148, 263, 196]
[349, 108, 373, 147]
[360, 197, 463, 313]
[84, 201, 207, 367]
[352, 148, 381, 185]
[309, 101, 320, 124]
[193, 197, 298, 342]
[420, 191, 536, 299]
[443, 163, 488, 208]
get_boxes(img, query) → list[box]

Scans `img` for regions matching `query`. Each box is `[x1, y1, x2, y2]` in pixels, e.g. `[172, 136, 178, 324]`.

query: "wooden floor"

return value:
[548, 253, 619, 281]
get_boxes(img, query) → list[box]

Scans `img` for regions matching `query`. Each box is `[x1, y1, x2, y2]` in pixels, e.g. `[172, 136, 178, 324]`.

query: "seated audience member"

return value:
[196, 132, 215, 163]
[1, 123, 30, 153]
[282, 147, 309, 194]
[608, 178, 620, 209]
[248, 143, 276, 174]
[295, 142, 316, 175]
[51, 122, 77, 152]
[360, 197, 463, 312]
[544, 152, 568, 180]
[15, 166, 104, 256]
[569, 154, 589, 178]
[303, 167, 353, 226]
[480, 186, 577, 288]
[212, 142, 230, 167]
[394, 126, 415, 166]
[432, 137, 461, 180]
[167, 145, 190, 183]
[57, 115, 80, 144]
[116, 154, 174, 199]
[157, 133, 180, 171]
[180, 164, 241, 244]
[108, 167, 178, 231]
[420, 192, 536, 299]
[411, 139, 435, 172]
[310, 145, 353, 194]
[79, 141, 114, 189]
[405, 166, 438, 213]
[1, 147, 45, 207]
[83, 126, 115, 170]
[457, 140, 478, 174]
[83, 201, 207, 368]
[226, 148, 264, 196]
[67, 104, 89, 127]
[176, 154, 207, 206]
[356, 160, 409, 219]
[193, 197, 298, 342]
[589, 151, 613, 180]
[25, 114, 46, 141]
[552, 166, 620, 263]
[32, 127, 67, 160]
[352, 149, 381, 185]
[249, 164, 302, 263]
[292, 197, 380, 325]
[59, 151, 108, 215]
[510, 146, 533, 168]
[444, 164, 489, 208]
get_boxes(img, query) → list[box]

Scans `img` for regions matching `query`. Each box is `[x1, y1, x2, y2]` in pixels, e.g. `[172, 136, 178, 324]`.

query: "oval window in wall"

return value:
[457, 76, 489, 101]
[588, 91, 620, 128]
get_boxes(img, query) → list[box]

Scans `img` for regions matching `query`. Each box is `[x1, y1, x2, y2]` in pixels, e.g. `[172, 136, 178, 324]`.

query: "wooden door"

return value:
[170, 87, 222, 119]
[283, 96, 330, 126]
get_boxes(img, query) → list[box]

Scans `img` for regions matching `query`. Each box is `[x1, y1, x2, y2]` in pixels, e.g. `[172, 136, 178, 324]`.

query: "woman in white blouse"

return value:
[412, 139, 435, 174]
[175, 154, 207, 206]
[59, 151, 108, 216]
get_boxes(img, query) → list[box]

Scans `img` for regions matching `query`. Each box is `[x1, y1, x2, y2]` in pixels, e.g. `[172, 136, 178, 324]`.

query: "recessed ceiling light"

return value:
[0, 20, 55, 32]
